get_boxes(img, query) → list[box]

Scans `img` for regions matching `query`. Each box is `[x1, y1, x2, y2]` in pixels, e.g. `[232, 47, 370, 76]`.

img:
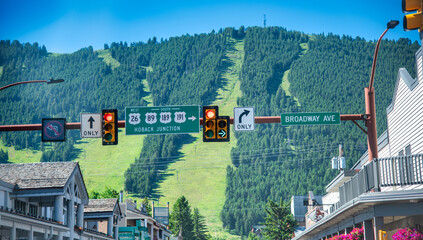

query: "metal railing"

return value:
[379, 154, 423, 187]
[335, 154, 423, 210]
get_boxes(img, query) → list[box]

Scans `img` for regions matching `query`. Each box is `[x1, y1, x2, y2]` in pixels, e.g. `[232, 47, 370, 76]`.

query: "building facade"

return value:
[0, 162, 113, 240]
[118, 198, 171, 240]
[293, 47, 423, 239]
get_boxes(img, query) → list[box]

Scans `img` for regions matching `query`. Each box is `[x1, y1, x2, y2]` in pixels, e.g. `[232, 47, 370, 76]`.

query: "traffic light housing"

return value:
[216, 116, 230, 142]
[202, 106, 230, 142]
[102, 109, 118, 145]
[403, 0, 423, 31]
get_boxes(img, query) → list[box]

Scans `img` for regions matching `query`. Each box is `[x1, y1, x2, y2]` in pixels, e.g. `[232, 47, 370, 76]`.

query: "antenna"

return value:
[264, 14, 267, 27]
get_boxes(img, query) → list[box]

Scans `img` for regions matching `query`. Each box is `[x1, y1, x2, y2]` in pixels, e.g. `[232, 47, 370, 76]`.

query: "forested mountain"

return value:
[221, 28, 419, 236]
[0, 27, 419, 237]
[123, 31, 229, 196]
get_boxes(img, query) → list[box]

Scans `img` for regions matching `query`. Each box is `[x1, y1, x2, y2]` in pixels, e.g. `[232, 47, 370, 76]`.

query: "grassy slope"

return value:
[280, 41, 310, 106]
[98, 49, 121, 69]
[155, 38, 244, 240]
[74, 130, 144, 193]
[0, 142, 42, 163]
[141, 66, 153, 106]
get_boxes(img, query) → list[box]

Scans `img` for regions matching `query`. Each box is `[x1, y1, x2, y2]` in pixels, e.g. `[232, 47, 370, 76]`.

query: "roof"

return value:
[85, 198, 118, 213]
[0, 162, 78, 189]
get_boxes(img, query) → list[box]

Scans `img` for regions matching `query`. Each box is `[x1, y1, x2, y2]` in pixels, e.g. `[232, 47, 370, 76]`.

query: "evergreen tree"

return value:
[141, 197, 152, 216]
[101, 186, 119, 198]
[263, 199, 297, 240]
[247, 232, 260, 240]
[89, 190, 100, 199]
[192, 208, 209, 240]
[0, 149, 9, 163]
[169, 196, 194, 240]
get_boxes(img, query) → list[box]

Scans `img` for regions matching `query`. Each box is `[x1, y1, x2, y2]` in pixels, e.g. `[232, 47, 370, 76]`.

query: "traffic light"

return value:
[216, 116, 230, 142]
[403, 0, 423, 31]
[102, 109, 118, 145]
[203, 106, 218, 142]
[202, 106, 230, 142]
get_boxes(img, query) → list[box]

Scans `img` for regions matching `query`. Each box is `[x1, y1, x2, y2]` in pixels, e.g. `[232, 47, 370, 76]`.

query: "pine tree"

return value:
[192, 208, 209, 240]
[263, 199, 297, 240]
[170, 196, 194, 240]
[0, 149, 9, 163]
[141, 197, 152, 215]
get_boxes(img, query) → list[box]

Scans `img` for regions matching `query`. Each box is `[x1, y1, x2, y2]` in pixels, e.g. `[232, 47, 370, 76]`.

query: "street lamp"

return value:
[0, 78, 65, 91]
[366, 20, 399, 162]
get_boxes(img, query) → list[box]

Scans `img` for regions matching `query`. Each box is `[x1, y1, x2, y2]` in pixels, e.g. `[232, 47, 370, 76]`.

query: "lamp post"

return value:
[0, 78, 64, 91]
[366, 20, 399, 162]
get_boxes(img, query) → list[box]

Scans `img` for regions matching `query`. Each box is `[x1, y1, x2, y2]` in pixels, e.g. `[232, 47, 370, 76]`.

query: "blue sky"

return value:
[0, 0, 420, 53]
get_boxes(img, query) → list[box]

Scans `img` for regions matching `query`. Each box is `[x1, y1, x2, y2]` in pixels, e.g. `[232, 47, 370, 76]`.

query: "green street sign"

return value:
[281, 112, 340, 126]
[125, 105, 200, 135]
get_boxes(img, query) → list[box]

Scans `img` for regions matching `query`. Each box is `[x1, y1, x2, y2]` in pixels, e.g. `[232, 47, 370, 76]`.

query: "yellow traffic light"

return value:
[403, 0, 423, 31]
[102, 109, 118, 145]
[202, 106, 230, 142]
[203, 106, 218, 142]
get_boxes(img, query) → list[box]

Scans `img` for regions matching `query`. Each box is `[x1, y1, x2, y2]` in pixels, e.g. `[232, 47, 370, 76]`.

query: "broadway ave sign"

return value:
[281, 112, 340, 126]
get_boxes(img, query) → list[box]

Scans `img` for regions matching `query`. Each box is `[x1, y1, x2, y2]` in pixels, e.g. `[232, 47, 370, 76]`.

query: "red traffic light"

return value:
[206, 109, 216, 119]
[104, 113, 114, 122]
[102, 109, 118, 145]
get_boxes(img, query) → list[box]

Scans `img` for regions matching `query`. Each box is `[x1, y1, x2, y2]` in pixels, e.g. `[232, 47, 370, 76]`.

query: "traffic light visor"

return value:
[404, 13, 423, 30]
[403, 0, 422, 12]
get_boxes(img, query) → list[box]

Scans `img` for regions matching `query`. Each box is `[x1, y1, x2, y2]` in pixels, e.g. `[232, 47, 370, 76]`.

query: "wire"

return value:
[79, 146, 365, 171]
[82, 154, 344, 176]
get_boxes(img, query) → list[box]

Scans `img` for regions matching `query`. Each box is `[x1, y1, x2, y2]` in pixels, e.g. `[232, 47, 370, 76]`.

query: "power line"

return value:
[79, 145, 364, 170]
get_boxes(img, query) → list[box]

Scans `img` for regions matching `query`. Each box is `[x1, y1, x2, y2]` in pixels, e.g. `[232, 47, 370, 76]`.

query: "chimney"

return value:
[119, 191, 123, 203]
[152, 201, 155, 218]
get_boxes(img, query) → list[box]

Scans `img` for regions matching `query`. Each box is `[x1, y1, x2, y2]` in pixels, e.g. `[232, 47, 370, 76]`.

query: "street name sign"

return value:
[80, 113, 101, 138]
[125, 105, 200, 135]
[281, 112, 340, 126]
[234, 107, 255, 131]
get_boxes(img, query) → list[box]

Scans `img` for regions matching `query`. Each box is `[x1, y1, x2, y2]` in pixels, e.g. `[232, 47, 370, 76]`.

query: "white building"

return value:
[0, 161, 113, 240]
[293, 47, 423, 239]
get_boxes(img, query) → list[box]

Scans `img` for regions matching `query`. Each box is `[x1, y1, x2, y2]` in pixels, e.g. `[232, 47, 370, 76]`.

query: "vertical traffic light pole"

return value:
[366, 20, 399, 163]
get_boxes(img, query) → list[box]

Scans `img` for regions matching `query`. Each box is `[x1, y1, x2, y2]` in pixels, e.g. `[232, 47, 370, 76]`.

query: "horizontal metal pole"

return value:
[0, 114, 365, 132]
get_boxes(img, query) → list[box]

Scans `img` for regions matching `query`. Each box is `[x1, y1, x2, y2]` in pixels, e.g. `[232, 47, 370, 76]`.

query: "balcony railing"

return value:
[335, 154, 423, 211]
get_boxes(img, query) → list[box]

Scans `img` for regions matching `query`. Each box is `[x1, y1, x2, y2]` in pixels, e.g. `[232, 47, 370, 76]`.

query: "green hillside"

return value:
[74, 131, 145, 193]
[155, 38, 244, 239]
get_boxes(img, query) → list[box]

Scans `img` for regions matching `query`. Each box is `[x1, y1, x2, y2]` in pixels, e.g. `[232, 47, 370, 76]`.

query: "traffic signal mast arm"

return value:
[0, 114, 366, 131]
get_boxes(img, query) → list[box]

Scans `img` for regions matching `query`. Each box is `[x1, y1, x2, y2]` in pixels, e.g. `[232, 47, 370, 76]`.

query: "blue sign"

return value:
[42, 118, 66, 142]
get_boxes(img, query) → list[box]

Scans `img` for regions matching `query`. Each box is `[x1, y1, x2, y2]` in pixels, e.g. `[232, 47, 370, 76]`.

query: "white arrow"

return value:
[188, 116, 196, 121]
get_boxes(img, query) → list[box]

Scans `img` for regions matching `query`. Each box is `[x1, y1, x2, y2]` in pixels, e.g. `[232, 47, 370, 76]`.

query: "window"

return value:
[14, 199, 26, 213]
[29, 204, 38, 216]
[405, 145, 411, 156]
